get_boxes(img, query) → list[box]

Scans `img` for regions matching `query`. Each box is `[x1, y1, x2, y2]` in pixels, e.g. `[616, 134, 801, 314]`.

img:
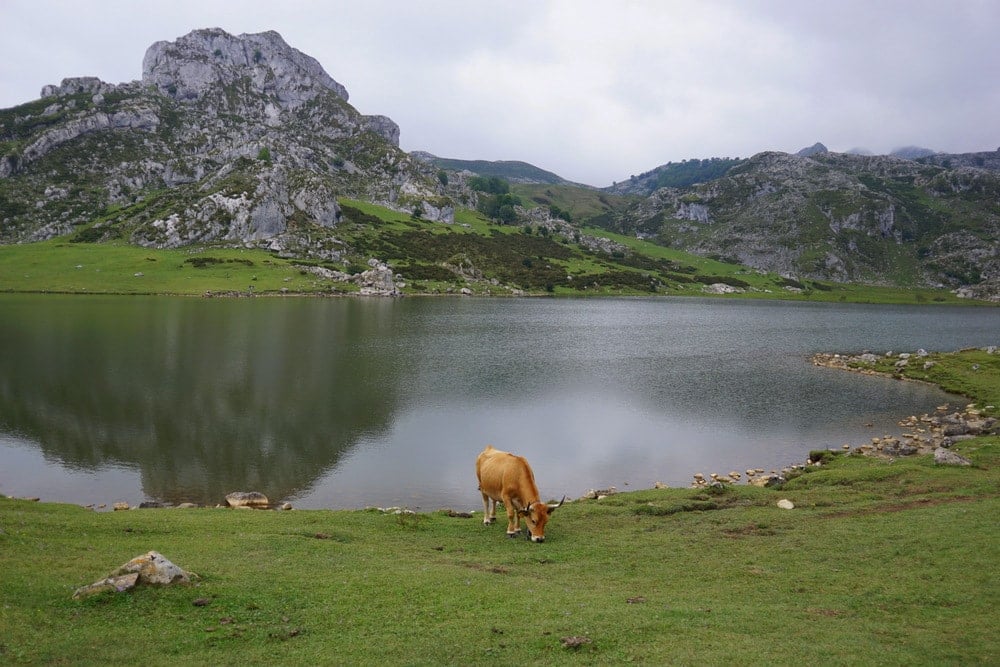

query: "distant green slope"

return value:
[419, 154, 568, 184]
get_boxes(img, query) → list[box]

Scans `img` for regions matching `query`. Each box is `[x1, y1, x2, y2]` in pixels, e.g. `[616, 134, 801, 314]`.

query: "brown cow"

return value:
[476, 445, 564, 542]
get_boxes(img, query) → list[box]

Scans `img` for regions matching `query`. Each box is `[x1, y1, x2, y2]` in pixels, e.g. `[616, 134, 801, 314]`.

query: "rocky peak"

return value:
[142, 28, 349, 109]
[40, 76, 117, 99]
[796, 142, 828, 157]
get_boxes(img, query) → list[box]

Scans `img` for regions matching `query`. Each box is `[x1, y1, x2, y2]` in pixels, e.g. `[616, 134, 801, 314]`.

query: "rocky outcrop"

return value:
[1, 28, 449, 258]
[20, 105, 160, 165]
[357, 259, 403, 296]
[142, 28, 349, 107]
[796, 142, 828, 157]
[41, 76, 118, 98]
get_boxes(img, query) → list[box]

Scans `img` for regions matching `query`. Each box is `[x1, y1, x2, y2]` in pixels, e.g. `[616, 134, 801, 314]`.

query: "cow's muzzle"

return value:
[529, 534, 544, 543]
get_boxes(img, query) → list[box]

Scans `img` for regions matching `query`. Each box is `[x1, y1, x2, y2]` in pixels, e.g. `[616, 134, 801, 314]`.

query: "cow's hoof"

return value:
[484, 517, 496, 525]
[506, 531, 520, 538]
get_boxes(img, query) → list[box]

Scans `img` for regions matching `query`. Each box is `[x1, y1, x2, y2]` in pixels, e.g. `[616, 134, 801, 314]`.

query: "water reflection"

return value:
[0, 296, 407, 505]
[0, 295, 996, 509]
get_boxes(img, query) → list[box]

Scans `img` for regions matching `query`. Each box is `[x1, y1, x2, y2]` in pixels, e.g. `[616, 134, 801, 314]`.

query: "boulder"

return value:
[777, 499, 795, 510]
[934, 448, 972, 466]
[110, 550, 192, 585]
[72, 551, 192, 599]
[881, 440, 918, 457]
[356, 259, 402, 296]
[749, 473, 785, 488]
[225, 491, 269, 508]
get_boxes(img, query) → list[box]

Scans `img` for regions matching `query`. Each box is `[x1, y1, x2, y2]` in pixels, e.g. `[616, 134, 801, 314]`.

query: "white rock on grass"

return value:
[72, 551, 193, 599]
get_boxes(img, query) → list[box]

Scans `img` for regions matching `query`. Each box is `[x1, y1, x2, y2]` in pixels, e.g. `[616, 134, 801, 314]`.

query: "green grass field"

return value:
[0, 241, 350, 296]
[1, 350, 998, 664]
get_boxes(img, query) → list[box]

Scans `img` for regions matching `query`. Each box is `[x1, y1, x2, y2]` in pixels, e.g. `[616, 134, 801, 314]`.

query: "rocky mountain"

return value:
[590, 150, 1000, 299]
[0, 28, 459, 258]
[918, 150, 1000, 173]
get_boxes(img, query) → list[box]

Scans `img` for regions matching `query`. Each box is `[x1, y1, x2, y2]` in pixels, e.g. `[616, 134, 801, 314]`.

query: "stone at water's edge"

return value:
[750, 474, 786, 488]
[225, 491, 269, 508]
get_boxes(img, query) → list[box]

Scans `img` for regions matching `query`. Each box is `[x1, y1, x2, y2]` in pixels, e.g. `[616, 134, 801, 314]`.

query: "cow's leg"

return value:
[481, 492, 496, 525]
[501, 493, 521, 537]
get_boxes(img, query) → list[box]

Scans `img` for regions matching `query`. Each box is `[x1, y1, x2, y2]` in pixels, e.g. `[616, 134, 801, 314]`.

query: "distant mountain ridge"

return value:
[411, 152, 571, 185]
[589, 149, 1000, 299]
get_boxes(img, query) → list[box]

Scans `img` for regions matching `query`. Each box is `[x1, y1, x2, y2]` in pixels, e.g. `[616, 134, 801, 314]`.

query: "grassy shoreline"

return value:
[1, 349, 998, 664]
[0, 235, 993, 305]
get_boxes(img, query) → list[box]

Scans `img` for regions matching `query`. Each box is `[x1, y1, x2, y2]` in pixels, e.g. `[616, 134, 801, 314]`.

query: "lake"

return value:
[0, 294, 997, 510]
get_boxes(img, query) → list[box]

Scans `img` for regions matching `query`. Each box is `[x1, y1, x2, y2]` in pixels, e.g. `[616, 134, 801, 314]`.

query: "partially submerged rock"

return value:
[225, 491, 269, 508]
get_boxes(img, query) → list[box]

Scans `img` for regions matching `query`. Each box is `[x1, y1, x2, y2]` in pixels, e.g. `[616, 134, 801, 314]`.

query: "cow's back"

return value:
[476, 445, 537, 500]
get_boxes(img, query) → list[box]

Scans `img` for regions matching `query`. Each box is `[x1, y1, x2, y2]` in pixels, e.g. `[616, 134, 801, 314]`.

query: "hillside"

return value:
[589, 150, 1000, 300]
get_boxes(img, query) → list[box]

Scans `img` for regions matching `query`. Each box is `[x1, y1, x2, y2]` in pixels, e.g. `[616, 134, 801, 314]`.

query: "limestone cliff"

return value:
[0, 28, 452, 257]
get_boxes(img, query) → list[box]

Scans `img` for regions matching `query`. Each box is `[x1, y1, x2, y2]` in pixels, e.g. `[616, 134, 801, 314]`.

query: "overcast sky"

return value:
[1, 0, 997, 186]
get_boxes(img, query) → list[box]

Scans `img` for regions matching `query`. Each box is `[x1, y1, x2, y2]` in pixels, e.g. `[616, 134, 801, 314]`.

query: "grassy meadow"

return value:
[0, 240, 345, 296]
[1, 350, 998, 665]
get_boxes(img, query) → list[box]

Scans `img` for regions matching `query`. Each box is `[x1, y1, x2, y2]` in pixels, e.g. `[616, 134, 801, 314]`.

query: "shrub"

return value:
[69, 226, 105, 243]
[809, 449, 843, 464]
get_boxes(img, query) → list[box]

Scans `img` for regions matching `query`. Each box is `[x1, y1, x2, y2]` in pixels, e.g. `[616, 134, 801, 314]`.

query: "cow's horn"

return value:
[548, 495, 566, 511]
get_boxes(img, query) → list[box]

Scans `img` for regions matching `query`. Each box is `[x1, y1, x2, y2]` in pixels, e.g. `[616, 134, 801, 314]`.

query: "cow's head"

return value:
[518, 496, 565, 543]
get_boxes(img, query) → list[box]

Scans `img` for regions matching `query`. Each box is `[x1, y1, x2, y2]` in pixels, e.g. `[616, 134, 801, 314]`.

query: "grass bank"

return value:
[1, 351, 998, 664]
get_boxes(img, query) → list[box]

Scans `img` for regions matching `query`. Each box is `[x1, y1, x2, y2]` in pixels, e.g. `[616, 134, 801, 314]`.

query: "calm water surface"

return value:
[0, 295, 997, 510]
